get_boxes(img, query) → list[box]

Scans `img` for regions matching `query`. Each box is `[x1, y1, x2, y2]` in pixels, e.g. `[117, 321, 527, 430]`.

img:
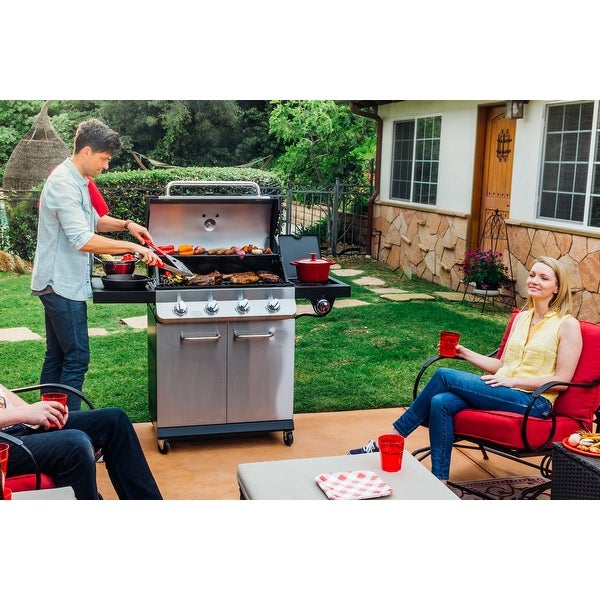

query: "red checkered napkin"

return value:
[315, 470, 393, 500]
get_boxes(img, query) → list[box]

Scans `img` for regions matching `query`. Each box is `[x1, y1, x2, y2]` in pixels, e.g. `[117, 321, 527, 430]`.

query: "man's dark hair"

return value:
[73, 118, 122, 155]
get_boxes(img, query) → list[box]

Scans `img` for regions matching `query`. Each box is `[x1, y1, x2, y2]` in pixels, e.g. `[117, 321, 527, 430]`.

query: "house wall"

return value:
[372, 100, 600, 323]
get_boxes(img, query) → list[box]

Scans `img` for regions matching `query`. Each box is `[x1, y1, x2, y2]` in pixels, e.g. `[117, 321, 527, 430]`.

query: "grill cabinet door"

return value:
[226, 319, 295, 423]
[153, 320, 228, 427]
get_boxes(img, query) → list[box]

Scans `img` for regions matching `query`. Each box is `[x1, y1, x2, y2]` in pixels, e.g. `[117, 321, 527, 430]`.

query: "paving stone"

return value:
[381, 293, 435, 302]
[332, 298, 370, 308]
[88, 328, 110, 337]
[334, 268, 363, 277]
[370, 287, 408, 295]
[435, 291, 465, 301]
[0, 327, 42, 342]
[353, 276, 386, 286]
[120, 315, 148, 330]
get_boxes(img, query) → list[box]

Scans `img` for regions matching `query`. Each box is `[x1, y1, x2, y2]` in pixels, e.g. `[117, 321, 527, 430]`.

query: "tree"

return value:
[268, 100, 376, 185]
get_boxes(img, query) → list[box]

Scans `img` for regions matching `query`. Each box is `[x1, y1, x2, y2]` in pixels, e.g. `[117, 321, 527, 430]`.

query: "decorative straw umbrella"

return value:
[2, 100, 70, 190]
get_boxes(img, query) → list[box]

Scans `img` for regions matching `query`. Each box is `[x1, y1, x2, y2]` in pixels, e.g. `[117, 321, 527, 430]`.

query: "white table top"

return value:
[237, 451, 459, 500]
[12, 486, 76, 500]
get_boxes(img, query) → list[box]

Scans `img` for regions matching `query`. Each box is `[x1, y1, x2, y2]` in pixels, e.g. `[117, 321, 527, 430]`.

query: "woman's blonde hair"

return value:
[525, 256, 573, 316]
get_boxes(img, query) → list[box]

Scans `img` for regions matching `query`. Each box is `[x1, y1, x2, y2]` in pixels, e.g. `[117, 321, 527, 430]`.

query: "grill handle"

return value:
[180, 332, 221, 343]
[165, 180, 261, 197]
[233, 329, 275, 340]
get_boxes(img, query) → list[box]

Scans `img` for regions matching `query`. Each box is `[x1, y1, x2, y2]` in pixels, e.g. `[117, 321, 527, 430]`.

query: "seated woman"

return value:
[0, 386, 162, 499]
[348, 256, 583, 483]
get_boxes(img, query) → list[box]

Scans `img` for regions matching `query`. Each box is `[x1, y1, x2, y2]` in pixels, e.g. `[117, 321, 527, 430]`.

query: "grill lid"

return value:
[145, 181, 280, 251]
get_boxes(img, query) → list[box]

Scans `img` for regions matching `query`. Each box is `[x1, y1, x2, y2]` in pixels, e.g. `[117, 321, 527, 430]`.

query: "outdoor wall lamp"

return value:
[505, 100, 526, 119]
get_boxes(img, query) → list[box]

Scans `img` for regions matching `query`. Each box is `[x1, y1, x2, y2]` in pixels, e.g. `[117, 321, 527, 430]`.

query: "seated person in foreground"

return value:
[348, 256, 582, 483]
[0, 385, 162, 500]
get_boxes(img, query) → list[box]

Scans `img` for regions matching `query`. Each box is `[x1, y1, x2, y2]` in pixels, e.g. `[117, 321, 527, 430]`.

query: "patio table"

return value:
[237, 450, 458, 500]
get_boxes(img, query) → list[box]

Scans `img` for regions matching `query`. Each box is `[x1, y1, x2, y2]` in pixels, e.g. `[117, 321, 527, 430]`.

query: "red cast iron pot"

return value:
[290, 253, 335, 283]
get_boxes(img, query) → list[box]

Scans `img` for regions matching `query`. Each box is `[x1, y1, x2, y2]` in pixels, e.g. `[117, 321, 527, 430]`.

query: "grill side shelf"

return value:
[91, 277, 157, 304]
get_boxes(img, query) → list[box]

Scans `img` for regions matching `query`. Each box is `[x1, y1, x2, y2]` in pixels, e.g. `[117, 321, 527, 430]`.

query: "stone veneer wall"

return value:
[372, 203, 600, 324]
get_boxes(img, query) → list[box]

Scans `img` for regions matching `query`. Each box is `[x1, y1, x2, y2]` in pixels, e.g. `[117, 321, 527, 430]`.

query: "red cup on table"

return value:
[41, 392, 68, 429]
[378, 434, 405, 472]
[439, 330, 460, 357]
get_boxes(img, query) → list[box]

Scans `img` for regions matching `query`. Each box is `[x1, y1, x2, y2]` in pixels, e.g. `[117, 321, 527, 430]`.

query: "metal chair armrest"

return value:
[9, 383, 94, 409]
[522, 378, 600, 451]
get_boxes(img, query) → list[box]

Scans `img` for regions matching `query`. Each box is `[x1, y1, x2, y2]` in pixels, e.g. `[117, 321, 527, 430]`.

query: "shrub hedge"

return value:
[1, 166, 284, 261]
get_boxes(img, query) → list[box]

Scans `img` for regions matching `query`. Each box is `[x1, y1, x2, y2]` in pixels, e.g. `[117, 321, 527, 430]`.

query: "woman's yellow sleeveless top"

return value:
[495, 309, 570, 403]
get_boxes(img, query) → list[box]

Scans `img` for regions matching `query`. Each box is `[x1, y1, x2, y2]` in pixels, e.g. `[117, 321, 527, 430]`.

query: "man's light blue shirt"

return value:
[31, 159, 98, 301]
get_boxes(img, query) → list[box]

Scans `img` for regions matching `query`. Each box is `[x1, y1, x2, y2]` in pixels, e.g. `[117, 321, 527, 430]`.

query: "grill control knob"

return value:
[236, 298, 251, 314]
[205, 300, 219, 315]
[173, 298, 188, 316]
[315, 298, 331, 315]
[266, 298, 281, 313]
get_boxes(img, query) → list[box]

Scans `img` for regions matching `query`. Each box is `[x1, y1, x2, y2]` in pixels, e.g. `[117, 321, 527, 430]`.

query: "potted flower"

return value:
[461, 248, 509, 291]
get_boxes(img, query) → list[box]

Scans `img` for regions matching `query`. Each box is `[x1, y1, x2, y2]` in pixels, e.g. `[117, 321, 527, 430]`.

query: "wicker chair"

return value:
[411, 311, 600, 499]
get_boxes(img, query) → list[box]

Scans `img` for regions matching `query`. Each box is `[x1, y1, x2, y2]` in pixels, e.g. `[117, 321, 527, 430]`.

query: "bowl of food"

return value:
[95, 253, 138, 275]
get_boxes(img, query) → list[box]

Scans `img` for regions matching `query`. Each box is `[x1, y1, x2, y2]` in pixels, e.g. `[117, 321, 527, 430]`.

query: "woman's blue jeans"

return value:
[39, 292, 90, 411]
[392, 367, 552, 480]
[4, 408, 162, 500]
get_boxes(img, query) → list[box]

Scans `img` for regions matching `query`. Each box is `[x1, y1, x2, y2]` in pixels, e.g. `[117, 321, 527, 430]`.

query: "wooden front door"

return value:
[477, 105, 516, 253]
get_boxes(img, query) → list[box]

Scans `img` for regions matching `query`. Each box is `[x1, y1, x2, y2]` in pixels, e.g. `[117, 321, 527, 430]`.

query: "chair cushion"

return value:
[6, 473, 55, 493]
[454, 409, 582, 450]
[552, 320, 600, 423]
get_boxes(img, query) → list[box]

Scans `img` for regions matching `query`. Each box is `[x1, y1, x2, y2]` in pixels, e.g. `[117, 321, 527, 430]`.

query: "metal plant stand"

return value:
[460, 209, 516, 312]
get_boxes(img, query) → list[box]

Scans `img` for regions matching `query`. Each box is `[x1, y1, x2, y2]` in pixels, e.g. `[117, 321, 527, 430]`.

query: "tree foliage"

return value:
[268, 100, 376, 185]
[1, 99, 375, 186]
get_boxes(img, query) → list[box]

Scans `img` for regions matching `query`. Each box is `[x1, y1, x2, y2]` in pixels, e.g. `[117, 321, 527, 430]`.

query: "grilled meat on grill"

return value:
[187, 271, 223, 286]
[223, 271, 260, 284]
[257, 271, 280, 284]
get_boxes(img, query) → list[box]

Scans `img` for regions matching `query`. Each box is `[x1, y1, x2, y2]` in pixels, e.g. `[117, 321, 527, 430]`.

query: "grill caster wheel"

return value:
[283, 431, 294, 446]
[158, 439, 171, 454]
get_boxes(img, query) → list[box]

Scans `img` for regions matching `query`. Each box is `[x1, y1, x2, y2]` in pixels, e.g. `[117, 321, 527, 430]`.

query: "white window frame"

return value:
[389, 114, 441, 205]
[537, 100, 600, 228]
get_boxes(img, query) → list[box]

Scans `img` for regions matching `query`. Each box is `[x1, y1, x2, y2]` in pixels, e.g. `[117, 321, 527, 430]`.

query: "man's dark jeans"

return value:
[39, 292, 90, 410]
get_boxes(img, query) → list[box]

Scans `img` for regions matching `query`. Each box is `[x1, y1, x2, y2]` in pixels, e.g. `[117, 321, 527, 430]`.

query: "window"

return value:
[539, 101, 600, 227]
[390, 115, 441, 205]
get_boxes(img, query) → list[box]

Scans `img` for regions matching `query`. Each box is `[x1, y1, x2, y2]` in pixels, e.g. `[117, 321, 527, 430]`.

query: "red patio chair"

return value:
[411, 311, 600, 499]
[2, 384, 94, 492]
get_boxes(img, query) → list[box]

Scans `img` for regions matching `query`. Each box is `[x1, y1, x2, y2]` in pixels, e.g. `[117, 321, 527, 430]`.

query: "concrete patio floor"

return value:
[95, 406, 543, 500]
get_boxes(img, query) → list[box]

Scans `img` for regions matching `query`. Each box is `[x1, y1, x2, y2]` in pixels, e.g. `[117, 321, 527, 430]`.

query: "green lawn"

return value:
[0, 257, 514, 422]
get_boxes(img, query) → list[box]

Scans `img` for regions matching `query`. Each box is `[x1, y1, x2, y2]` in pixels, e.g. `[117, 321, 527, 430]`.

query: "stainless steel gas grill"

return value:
[92, 181, 350, 454]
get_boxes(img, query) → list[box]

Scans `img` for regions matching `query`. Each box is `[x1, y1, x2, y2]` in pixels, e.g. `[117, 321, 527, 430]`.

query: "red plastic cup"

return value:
[41, 392, 68, 429]
[3, 487, 12, 500]
[439, 330, 460, 357]
[378, 434, 405, 472]
[1, 442, 9, 499]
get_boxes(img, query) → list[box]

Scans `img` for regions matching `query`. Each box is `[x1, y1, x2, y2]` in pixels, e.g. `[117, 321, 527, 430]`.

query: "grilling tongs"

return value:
[143, 237, 195, 277]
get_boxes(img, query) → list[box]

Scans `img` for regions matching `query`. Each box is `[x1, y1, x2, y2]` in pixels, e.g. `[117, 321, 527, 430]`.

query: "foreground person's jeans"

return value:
[391, 367, 553, 480]
[4, 408, 163, 500]
[39, 292, 90, 411]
